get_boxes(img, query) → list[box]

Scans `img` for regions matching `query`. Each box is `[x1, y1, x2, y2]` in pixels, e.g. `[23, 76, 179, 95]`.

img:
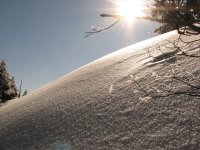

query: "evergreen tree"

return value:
[150, 0, 200, 34]
[0, 60, 18, 103]
[23, 89, 28, 96]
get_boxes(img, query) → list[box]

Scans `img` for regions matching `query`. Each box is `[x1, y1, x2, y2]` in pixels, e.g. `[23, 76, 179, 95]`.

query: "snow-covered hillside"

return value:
[0, 31, 199, 150]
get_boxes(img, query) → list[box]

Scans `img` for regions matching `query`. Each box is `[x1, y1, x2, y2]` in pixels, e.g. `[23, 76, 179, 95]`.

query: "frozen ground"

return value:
[0, 31, 200, 150]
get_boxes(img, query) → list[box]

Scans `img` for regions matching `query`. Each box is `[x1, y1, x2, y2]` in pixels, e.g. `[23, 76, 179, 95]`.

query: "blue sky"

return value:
[0, 0, 157, 91]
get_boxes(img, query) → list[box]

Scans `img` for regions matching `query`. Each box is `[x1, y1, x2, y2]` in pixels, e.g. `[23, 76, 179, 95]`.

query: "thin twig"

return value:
[85, 18, 121, 37]
[170, 71, 200, 90]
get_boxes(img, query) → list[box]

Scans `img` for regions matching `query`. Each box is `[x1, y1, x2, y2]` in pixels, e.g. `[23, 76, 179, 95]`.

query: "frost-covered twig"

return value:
[85, 17, 121, 37]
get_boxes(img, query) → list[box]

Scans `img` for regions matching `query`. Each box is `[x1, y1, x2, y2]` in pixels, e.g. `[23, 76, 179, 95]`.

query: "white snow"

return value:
[0, 30, 199, 150]
[109, 84, 113, 94]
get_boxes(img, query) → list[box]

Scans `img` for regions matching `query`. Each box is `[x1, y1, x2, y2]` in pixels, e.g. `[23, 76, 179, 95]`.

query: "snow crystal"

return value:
[139, 96, 152, 102]
[134, 76, 139, 81]
[151, 72, 157, 77]
[129, 74, 134, 79]
[134, 90, 140, 94]
[129, 74, 140, 81]
[126, 80, 132, 83]
[109, 84, 113, 94]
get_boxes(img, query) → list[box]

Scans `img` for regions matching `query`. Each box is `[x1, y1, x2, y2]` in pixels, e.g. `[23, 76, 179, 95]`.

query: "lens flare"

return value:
[116, 0, 145, 20]
[106, 0, 146, 23]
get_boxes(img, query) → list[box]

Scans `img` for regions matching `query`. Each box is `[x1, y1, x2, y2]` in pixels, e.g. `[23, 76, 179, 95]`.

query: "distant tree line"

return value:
[0, 59, 27, 103]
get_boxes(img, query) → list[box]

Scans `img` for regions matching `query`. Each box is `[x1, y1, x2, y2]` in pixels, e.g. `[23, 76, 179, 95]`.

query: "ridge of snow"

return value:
[1, 30, 199, 150]
[31, 30, 177, 94]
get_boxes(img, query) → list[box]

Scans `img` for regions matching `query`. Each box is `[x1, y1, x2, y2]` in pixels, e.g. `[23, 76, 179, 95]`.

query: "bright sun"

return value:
[115, 0, 145, 21]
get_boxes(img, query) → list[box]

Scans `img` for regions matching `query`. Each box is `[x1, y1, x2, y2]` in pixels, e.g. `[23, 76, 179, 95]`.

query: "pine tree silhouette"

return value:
[0, 60, 18, 103]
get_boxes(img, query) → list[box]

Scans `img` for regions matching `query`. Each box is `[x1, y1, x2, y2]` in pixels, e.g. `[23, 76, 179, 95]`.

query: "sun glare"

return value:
[115, 0, 145, 21]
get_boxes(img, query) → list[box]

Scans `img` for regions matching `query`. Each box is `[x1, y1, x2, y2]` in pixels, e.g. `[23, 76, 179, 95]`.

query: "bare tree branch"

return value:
[133, 35, 200, 99]
[85, 16, 121, 37]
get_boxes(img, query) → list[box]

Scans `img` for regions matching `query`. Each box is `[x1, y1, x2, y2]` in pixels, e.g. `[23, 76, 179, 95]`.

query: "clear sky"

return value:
[0, 0, 157, 92]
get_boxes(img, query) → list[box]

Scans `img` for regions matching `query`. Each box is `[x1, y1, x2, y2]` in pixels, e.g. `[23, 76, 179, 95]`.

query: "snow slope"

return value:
[0, 31, 199, 150]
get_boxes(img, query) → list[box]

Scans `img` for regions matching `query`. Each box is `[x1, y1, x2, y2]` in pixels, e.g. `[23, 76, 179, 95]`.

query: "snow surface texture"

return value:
[0, 31, 200, 150]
